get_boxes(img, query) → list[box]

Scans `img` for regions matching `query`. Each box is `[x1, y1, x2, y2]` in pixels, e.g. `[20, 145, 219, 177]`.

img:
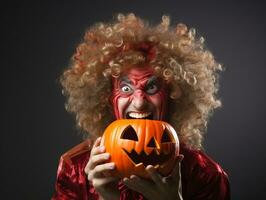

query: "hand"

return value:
[85, 137, 120, 200]
[123, 155, 184, 200]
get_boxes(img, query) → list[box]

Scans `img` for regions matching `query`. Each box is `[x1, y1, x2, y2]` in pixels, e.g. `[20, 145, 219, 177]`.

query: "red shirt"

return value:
[52, 140, 230, 200]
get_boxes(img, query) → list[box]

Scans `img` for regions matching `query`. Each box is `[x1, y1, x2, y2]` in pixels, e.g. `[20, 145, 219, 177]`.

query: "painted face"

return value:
[111, 66, 168, 120]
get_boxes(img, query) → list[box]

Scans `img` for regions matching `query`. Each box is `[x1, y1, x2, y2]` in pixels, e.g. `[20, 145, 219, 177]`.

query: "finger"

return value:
[88, 162, 115, 180]
[129, 175, 153, 192]
[123, 177, 141, 193]
[85, 148, 107, 174]
[91, 138, 105, 156]
[145, 165, 164, 188]
[91, 145, 106, 156]
[93, 176, 119, 188]
[123, 176, 153, 198]
[89, 153, 110, 169]
[85, 138, 103, 174]
[91, 137, 102, 155]
[123, 176, 146, 194]
[92, 162, 116, 178]
[171, 154, 183, 179]
[162, 155, 183, 184]
[93, 137, 102, 147]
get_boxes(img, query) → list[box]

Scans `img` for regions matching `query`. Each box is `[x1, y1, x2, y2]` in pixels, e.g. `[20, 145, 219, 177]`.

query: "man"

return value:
[52, 13, 230, 200]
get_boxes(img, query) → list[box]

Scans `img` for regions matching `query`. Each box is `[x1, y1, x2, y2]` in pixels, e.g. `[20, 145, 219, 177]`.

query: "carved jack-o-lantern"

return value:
[101, 119, 179, 178]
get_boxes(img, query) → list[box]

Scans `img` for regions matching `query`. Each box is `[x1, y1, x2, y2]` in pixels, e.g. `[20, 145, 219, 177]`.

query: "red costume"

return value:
[55, 14, 230, 200]
[52, 140, 230, 200]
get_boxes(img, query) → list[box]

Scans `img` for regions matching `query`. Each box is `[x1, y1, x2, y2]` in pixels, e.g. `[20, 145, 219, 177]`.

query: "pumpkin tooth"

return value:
[123, 148, 172, 167]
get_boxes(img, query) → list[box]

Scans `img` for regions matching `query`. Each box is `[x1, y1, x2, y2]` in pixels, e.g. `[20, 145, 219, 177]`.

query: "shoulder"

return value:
[180, 144, 230, 199]
[59, 140, 93, 170]
[180, 144, 228, 175]
[52, 140, 96, 199]
[180, 143, 229, 185]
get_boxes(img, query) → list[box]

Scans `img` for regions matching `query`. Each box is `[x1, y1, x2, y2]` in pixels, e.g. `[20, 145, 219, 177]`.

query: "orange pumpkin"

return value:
[101, 119, 179, 178]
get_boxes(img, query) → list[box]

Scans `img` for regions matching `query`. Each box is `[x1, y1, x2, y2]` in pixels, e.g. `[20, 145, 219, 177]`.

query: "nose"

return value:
[147, 137, 160, 149]
[132, 89, 147, 110]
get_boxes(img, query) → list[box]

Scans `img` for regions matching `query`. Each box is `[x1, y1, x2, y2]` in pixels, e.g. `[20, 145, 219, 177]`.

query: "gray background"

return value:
[2, 0, 266, 199]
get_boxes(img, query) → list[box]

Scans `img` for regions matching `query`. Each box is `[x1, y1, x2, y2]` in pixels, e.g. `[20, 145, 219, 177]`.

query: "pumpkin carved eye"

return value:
[121, 125, 138, 141]
[147, 137, 157, 148]
[161, 129, 173, 143]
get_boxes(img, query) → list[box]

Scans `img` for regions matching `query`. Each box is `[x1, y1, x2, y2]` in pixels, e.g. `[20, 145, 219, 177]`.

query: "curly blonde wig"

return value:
[60, 13, 222, 149]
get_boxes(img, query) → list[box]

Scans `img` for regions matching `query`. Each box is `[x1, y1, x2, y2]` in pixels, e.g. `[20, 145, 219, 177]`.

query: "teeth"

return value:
[128, 112, 151, 119]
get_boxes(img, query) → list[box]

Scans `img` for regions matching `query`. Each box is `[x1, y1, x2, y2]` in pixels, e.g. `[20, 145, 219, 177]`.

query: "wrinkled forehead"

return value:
[125, 66, 154, 78]
[119, 66, 157, 85]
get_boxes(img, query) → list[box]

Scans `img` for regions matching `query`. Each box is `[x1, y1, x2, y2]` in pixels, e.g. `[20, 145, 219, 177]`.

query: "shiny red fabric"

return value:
[52, 140, 230, 200]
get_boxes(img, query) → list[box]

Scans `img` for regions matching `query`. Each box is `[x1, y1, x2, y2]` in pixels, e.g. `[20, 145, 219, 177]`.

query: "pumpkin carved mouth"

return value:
[122, 148, 173, 167]
[120, 124, 175, 167]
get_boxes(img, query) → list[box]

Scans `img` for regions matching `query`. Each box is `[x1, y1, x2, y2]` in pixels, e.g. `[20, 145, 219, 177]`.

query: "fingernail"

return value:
[100, 146, 105, 152]
[146, 165, 153, 169]
[105, 153, 110, 159]
[146, 165, 154, 172]
[123, 177, 129, 182]
[130, 175, 139, 180]
[109, 163, 115, 169]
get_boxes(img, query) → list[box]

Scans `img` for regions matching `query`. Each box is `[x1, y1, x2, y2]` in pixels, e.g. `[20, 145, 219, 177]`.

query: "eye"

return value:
[161, 129, 173, 143]
[121, 85, 133, 94]
[145, 84, 158, 95]
[121, 125, 138, 141]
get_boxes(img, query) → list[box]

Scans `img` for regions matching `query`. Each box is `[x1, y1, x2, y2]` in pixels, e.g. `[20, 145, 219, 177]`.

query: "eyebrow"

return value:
[120, 76, 133, 84]
[146, 76, 158, 86]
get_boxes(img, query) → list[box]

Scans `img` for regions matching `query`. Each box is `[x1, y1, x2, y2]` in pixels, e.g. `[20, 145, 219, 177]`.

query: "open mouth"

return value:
[122, 148, 172, 167]
[126, 112, 153, 120]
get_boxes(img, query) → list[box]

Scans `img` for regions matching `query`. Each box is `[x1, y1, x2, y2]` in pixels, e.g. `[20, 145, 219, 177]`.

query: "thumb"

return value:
[171, 154, 184, 179]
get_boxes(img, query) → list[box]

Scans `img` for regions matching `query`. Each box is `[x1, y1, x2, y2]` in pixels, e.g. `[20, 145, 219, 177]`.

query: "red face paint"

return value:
[110, 66, 168, 120]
